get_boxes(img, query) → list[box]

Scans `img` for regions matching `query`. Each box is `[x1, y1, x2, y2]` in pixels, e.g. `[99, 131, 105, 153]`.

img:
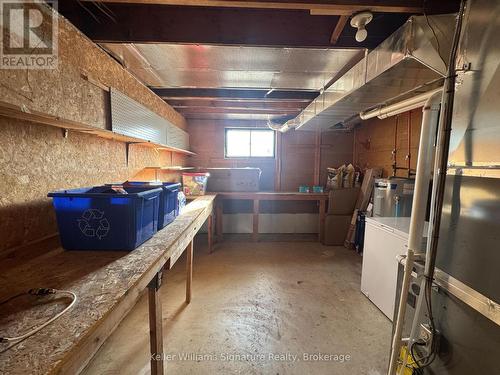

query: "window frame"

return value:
[224, 127, 276, 159]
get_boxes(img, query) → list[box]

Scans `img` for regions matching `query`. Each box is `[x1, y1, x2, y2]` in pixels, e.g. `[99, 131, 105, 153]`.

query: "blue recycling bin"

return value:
[48, 185, 162, 251]
[124, 181, 181, 230]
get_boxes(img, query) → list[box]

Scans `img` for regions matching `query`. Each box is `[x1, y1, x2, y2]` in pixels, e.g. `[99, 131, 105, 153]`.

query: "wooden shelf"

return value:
[144, 166, 195, 180]
[0, 100, 196, 156]
[144, 166, 195, 171]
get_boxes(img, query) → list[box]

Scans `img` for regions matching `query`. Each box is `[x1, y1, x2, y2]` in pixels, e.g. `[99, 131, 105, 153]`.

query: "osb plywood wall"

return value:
[188, 119, 354, 192]
[0, 7, 188, 258]
[0, 6, 186, 131]
[0, 118, 185, 258]
[354, 109, 423, 178]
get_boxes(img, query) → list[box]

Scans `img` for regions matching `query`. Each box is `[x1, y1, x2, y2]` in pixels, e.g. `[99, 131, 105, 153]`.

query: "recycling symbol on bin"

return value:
[78, 209, 110, 239]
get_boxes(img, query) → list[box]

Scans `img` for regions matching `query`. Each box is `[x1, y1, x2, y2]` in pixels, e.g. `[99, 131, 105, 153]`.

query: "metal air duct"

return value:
[283, 14, 455, 131]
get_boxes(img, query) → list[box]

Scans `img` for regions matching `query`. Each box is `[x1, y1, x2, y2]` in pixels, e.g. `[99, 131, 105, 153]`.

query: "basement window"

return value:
[225, 128, 275, 158]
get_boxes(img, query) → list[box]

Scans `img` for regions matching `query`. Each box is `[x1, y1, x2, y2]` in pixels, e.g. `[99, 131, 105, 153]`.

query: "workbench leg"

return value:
[148, 271, 164, 375]
[253, 199, 259, 242]
[319, 200, 326, 243]
[216, 200, 223, 242]
[186, 241, 193, 304]
[208, 214, 213, 254]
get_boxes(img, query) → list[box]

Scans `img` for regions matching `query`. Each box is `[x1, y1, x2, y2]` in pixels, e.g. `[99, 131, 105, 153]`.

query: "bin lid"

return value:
[48, 185, 163, 198]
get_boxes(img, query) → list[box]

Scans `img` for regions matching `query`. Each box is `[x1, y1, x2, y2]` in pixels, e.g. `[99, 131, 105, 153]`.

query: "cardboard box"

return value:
[355, 168, 382, 210]
[327, 187, 360, 215]
[324, 214, 352, 246]
[203, 168, 261, 192]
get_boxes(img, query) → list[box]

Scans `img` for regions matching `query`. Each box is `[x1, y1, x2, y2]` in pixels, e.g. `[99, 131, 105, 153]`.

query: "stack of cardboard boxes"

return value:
[324, 187, 360, 245]
[324, 168, 383, 246]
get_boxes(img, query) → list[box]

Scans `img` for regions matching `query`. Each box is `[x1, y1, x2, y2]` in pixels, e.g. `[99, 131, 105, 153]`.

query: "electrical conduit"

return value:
[387, 91, 443, 375]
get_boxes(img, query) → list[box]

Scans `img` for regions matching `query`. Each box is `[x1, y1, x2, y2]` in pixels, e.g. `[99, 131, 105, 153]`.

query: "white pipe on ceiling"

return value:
[359, 87, 443, 120]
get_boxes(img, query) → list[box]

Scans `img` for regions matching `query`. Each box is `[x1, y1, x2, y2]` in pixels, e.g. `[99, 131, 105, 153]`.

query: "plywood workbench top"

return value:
[209, 191, 329, 200]
[0, 194, 215, 375]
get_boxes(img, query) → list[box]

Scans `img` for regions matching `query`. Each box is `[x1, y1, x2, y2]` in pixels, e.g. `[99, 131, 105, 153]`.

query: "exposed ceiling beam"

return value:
[152, 88, 320, 100]
[161, 97, 312, 103]
[175, 107, 299, 115]
[62, 1, 459, 47]
[330, 14, 349, 44]
[183, 113, 283, 120]
[167, 99, 309, 109]
[60, 2, 422, 48]
[82, 0, 425, 15]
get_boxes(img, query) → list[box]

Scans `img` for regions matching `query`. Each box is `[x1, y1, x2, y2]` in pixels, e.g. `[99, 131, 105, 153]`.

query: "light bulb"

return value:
[355, 27, 368, 42]
[350, 12, 372, 43]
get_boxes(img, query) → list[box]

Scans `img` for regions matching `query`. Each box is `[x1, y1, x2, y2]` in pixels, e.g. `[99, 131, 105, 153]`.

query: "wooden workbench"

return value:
[214, 192, 329, 243]
[0, 195, 215, 375]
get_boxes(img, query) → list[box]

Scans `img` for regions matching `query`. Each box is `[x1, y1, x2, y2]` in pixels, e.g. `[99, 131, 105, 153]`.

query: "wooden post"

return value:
[313, 129, 321, 186]
[274, 131, 282, 191]
[186, 241, 193, 304]
[148, 271, 164, 375]
[207, 213, 213, 253]
[216, 199, 223, 242]
[252, 199, 259, 242]
[319, 199, 326, 243]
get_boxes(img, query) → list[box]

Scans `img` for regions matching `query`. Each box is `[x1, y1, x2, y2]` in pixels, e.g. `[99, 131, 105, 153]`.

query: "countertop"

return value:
[0, 194, 215, 374]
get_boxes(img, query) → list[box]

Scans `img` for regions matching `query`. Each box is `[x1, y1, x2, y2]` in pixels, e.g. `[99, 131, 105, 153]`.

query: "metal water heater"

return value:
[373, 178, 415, 217]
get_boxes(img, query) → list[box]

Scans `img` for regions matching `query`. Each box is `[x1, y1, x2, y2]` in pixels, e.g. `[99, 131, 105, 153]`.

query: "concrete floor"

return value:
[82, 236, 391, 375]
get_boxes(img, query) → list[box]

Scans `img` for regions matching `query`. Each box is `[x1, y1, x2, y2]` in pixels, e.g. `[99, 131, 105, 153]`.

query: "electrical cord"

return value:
[0, 288, 77, 343]
[409, 274, 439, 370]
[423, 0, 447, 69]
[410, 338, 436, 368]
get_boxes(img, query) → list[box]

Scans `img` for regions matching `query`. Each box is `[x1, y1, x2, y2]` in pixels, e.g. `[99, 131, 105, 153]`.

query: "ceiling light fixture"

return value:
[350, 11, 373, 43]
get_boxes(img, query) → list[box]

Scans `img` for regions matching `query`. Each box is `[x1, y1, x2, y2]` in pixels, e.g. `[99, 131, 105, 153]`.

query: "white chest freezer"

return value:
[361, 217, 427, 320]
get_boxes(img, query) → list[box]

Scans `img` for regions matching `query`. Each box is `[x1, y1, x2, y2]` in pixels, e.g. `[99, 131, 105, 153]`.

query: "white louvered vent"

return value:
[167, 124, 189, 150]
[110, 89, 189, 150]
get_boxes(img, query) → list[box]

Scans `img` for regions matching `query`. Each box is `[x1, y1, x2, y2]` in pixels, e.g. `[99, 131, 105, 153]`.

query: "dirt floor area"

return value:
[82, 235, 391, 375]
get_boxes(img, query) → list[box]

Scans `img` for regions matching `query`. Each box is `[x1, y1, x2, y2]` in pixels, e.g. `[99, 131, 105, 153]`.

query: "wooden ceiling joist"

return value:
[83, 0, 424, 15]
[174, 106, 299, 115]
[161, 97, 312, 103]
[330, 15, 349, 44]
[62, 1, 459, 48]
[167, 98, 309, 109]
[152, 88, 319, 101]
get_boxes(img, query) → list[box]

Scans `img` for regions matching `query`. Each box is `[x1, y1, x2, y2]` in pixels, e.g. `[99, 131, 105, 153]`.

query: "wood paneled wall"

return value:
[188, 119, 354, 191]
[188, 119, 276, 190]
[354, 109, 423, 178]
[279, 130, 354, 190]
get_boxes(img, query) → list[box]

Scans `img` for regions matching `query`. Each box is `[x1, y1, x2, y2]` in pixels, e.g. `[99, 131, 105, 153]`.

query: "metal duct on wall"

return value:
[284, 14, 455, 131]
